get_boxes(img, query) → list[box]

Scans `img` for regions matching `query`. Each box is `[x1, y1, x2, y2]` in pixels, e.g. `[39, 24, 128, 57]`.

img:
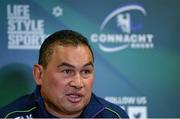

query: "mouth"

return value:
[66, 93, 84, 103]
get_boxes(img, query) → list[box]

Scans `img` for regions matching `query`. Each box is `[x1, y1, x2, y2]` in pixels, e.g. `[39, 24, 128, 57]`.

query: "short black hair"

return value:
[38, 30, 94, 68]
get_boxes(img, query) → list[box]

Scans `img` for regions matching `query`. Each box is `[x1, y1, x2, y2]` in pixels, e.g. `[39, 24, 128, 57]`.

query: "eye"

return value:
[81, 69, 92, 78]
[62, 69, 73, 75]
[82, 70, 90, 74]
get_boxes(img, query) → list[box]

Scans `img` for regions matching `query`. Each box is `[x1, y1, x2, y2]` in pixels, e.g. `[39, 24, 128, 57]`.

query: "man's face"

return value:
[40, 45, 94, 117]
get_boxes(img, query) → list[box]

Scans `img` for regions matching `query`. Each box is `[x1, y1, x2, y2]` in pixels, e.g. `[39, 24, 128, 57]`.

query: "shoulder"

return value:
[0, 94, 37, 118]
[93, 94, 129, 118]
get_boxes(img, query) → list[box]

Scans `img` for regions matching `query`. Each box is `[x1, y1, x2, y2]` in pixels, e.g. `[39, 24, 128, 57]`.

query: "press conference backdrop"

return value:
[0, 0, 180, 118]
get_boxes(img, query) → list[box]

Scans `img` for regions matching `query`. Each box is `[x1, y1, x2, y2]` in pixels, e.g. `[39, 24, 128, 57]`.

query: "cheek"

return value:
[84, 76, 94, 89]
[43, 72, 66, 91]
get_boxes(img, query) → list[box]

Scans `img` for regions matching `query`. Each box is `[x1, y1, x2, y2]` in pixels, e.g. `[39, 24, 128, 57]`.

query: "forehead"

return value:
[53, 44, 91, 53]
[51, 44, 93, 65]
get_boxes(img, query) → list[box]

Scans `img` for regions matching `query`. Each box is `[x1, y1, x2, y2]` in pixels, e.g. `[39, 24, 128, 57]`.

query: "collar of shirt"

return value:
[33, 86, 105, 118]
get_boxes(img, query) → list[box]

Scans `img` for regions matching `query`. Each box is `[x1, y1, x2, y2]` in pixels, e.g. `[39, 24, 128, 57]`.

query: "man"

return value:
[0, 30, 129, 118]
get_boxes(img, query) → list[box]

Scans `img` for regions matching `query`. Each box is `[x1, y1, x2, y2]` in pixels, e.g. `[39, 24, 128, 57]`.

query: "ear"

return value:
[33, 64, 44, 86]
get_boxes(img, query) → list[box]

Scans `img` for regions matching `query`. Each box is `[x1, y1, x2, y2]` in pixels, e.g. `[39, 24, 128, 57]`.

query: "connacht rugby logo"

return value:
[90, 4, 154, 52]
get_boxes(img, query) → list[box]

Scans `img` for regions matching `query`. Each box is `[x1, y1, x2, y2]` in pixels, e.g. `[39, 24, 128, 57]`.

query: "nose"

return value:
[69, 73, 84, 89]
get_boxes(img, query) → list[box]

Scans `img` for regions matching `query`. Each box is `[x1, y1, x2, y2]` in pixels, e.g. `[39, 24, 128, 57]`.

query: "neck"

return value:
[44, 101, 82, 118]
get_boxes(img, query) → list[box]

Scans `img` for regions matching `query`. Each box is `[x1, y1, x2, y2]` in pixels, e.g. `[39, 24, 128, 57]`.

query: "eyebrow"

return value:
[58, 62, 94, 68]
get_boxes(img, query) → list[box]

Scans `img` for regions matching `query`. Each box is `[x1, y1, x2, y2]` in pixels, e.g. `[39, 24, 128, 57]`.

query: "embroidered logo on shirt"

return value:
[14, 114, 33, 119]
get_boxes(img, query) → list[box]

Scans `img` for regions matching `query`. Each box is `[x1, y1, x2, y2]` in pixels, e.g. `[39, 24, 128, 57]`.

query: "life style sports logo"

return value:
[90, 4, 154, 52]
[6, 4, 63, 50]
